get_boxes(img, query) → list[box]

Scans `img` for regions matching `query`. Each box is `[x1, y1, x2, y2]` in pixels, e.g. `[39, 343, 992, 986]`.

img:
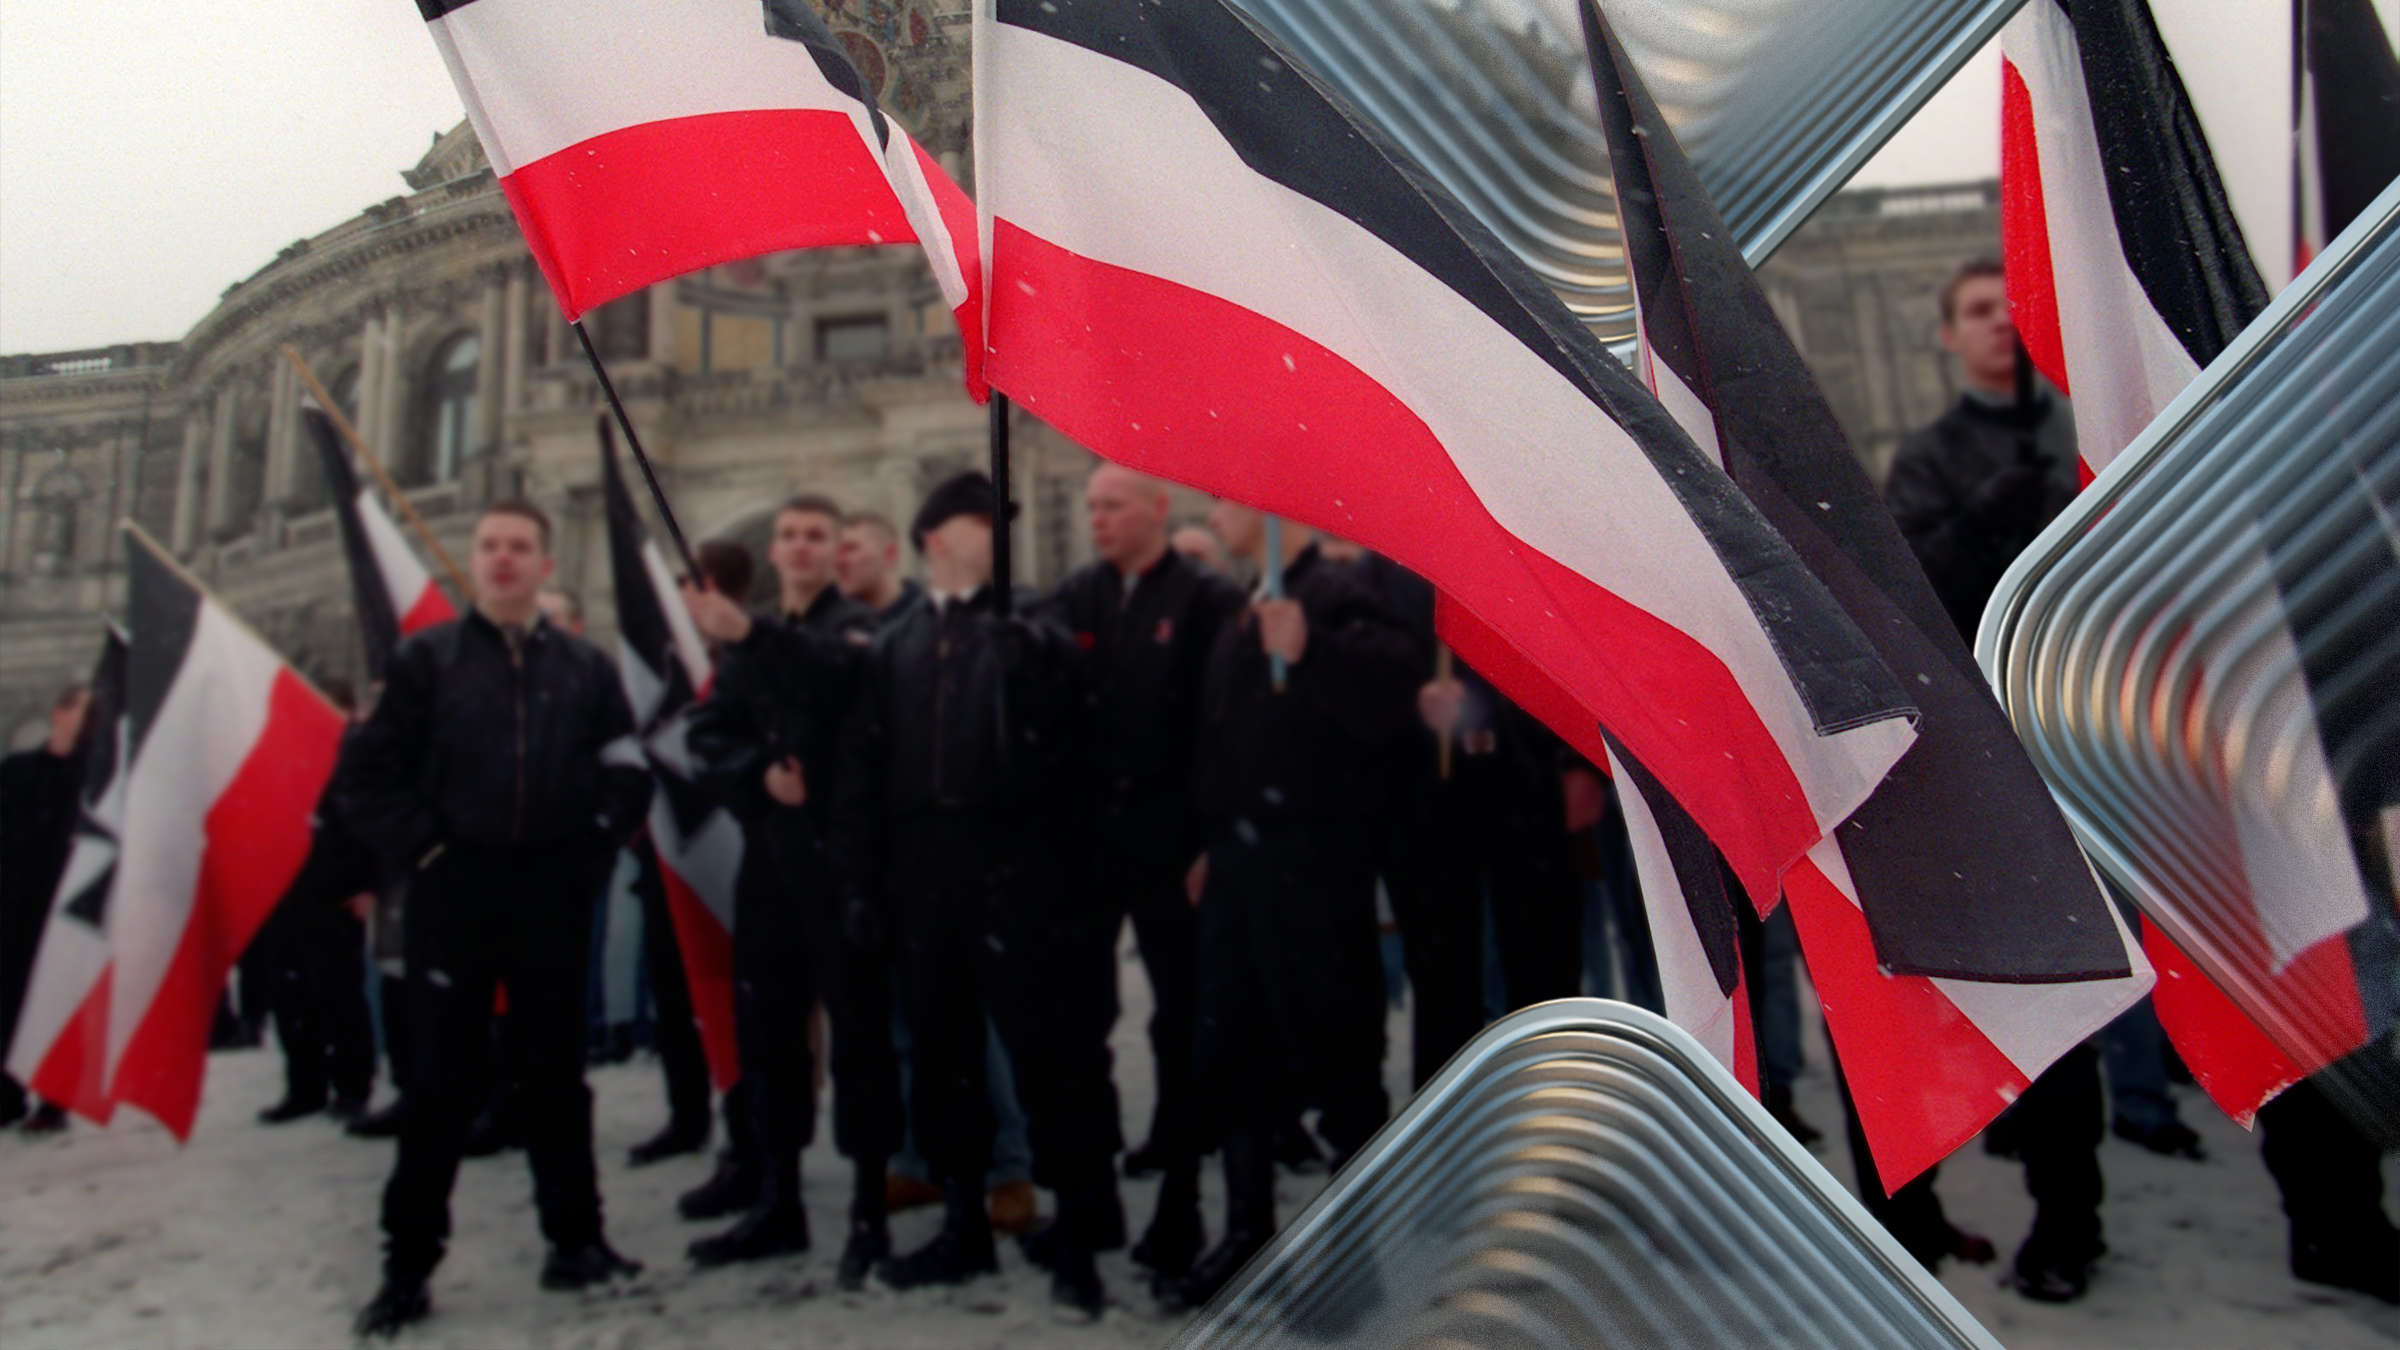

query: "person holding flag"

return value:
[344, 501, 652, 1338]
[679, 494, 901, 1285]
[0, 682, 92, 1132]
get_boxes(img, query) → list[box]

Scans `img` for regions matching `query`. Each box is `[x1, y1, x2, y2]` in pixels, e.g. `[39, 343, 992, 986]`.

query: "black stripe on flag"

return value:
[600, 427, 695, 727]
[997, 0, 1912, 738]
[307, 410, 404, 680]
[60, 625, 129, 930]
[762, 0, 890, 147]
[1606, 730, 1745, 1000]
[125, 529, 202, 767]
[414, 0, 476, 20]
[2305, 0, 2400, 239]
[2061, 0, 2267, 368]
[1586, 2, 2132, 982]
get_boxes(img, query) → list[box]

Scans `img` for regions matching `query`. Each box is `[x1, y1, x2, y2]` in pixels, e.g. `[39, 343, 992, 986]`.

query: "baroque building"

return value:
[0, 99, 2002, 748]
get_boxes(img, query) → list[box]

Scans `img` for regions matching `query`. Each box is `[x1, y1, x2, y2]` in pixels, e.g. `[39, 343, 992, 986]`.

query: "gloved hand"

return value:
[1964, 460, 2050, 530]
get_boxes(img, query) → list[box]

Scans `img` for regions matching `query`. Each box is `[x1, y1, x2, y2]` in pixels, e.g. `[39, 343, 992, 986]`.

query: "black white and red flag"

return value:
[2003, 0, 2396, 1124]
[412, 0, 987, 395]
[35, 529, 345, 1138]
[974, 0, 1926, 914]
[305, 408, 456, 679]
[599, 430, 742, 1090]
[5, 625, 129, 1125]
[1578, 2, 2150, 1187]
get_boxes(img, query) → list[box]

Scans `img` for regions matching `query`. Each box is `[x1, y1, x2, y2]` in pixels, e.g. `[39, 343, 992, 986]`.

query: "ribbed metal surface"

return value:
[1978, 178, 2400, 1129]
[1230, 0, 2025, 347]
[1171, 1000, 1999, 1349]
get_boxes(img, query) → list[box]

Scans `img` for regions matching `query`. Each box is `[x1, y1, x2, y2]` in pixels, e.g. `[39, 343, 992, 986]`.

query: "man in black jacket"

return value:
[345, 501, 653, 1338]
[1164, 503, 1420, 1310]
[832, 470, 1115, 1317]
[1036, 465, 1243, 1280]
[0, 683, 88, 1129]
[680, 495, 899, 1285]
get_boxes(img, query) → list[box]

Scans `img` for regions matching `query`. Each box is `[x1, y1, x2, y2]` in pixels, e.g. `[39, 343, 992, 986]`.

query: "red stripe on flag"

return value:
[991, 221, 1823, 907]
[2001, 58, 2070, 396]
[658, 859, 740, 1091]
[913, 138, 988, 403]
[2141, 917, 2369, 1127]
[1784, 858, 2030, 1189]
[400, 581, 455, 636]
[110, 671, 344, 1139]
[29, 968, 116, 1126]
[501, 110, 919, 322]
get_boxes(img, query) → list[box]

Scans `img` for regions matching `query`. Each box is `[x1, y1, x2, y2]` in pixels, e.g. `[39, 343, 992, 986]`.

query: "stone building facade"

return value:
[0, 109, 2001, 747]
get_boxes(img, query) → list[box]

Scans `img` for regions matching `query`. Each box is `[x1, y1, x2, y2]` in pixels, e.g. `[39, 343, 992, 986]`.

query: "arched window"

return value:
[27, 467, 87, 576]
[421, 334, 479, 485]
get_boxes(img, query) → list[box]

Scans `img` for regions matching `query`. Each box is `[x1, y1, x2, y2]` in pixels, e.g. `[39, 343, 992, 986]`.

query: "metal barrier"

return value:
[1172, 999, 2001, 1349]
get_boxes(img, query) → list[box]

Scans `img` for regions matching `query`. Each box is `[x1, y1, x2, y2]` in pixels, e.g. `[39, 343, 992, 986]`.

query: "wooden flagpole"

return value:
[279, 345, 475, 604]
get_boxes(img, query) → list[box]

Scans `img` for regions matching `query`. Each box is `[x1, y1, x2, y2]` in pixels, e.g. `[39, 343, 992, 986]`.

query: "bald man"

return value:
[1034, 464, 1244, 1280]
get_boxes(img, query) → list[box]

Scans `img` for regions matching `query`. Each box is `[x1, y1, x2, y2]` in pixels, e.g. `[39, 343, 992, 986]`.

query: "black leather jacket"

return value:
[831, 585, 1080, 897]
[1192, 545, 1422, 824]
[686, 587, 874, 834]
[1884, 389, 2080, 639]
[343, 609, 651, 867]
[1036, 550, 1244, 866]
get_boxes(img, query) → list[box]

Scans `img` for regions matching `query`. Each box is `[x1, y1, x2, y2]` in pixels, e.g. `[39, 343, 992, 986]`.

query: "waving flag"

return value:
[413, 0, 984, 395]
[975, 0, 1922, 912]
[305, 409, 455, 678]
[2295, 0, 2400, 268]
[1582, 1, 2148, 1186]
[600, 429, 742, 1089]
[89, 529, 345, 1138]
[6, 627, 129, 1124]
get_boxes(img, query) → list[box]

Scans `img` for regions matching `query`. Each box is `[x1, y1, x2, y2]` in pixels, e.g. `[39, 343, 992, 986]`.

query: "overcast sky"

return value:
[2, 1, 2365, 355]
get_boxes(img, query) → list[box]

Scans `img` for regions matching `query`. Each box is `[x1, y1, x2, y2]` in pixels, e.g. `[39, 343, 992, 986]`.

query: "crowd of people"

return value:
[0, 259, 2391, 1339]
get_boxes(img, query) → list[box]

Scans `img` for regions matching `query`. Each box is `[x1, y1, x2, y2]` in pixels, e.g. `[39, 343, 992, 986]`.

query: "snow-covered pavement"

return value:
[2, 945, 2394, 1348]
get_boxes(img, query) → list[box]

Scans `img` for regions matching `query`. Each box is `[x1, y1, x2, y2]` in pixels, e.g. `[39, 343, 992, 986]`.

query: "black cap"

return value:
[910, 469, 1018, 551]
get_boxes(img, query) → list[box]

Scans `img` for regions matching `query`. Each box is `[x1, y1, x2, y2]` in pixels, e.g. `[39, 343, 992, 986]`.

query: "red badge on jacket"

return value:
[1154, 618, 1175, 644]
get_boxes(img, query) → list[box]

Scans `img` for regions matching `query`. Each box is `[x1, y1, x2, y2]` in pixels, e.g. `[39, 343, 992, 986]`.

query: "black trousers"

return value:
[630, 836, 709, 1134]
[1196, 818, 1388, 1155]
[722, 810, 900, 1191]
[1086, 851, 1201, 1166]
[890, 810, 1119, 1194]
[260, 899, 374, 1104]
[2261, 1076, 2395, 1254]
[1383, 769, 1582, 1090]
[381, 841, 611, 1275]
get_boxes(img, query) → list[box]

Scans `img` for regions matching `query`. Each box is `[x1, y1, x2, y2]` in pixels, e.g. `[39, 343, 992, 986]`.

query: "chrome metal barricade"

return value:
[1172, 999, 2001, 1349]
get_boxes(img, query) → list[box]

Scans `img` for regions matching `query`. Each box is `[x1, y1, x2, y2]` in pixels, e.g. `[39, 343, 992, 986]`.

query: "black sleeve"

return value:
[590, 651, 654, 847]
[1290, 580, 1425, 752]
[685, 635, 775, 823]
[339, 638, 441, 871]
[829, 636, 892, 912]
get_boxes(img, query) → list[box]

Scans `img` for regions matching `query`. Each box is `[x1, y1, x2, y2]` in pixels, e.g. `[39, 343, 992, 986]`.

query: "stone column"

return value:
[264, 357, 298, 503]
[171, 411, 208, 554]
[648, 279, 677, 365]
[502, 268, 529, 416]
[202, 388, 237, 533]
[0, 440, 20, 571]
[375, 306, 407, 475]
[356, 311, 385, 448]
[477, 278, 506, 458]
[545, 303, 567, 368]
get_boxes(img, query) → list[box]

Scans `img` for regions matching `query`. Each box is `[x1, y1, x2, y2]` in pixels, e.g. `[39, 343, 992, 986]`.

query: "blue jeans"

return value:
[2100, 997, 2183, 1133]
[889, 999, 1033, 1188]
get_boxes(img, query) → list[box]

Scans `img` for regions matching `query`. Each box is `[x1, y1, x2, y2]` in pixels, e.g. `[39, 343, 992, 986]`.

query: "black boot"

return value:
[460, 1102, 518, 1157]
[540, 1237, 643, 1291]
[678, 1151, 762, 1221]
[1131, 1161, 1204, 1279]
[838, 1156, 891, 1292]
[1046, 1183, 1110, 1322]
[689, 1165, 810, 1267]
[347, 1097, 407, 1139]
[1023, 1183, 1126, 1268]
[354, 1271, 432, 1338]
[1162, 1132, 1274, 1312]
[1121, 1138, 1167, 1178]
[258, 1092, 327, 1125]
[877, 1179, 998, 1289]
[629, 1117, 709, 1167]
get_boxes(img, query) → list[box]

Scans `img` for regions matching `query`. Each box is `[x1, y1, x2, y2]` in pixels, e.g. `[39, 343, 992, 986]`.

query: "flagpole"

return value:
[574, 322, 699, 577]
[990, 392, 1014, 615]
[1435, 643, 1454, 779]
[1263, 515, 1287, 692]
[278, 345, 475, 604]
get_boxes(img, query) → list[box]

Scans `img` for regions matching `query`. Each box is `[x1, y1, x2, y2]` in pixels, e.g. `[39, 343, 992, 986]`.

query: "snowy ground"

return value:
[3, 945, 2395, 1349]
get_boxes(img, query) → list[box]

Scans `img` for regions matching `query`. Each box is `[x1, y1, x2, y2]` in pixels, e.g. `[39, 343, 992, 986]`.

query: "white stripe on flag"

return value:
[1606, 744, 1743, 1081]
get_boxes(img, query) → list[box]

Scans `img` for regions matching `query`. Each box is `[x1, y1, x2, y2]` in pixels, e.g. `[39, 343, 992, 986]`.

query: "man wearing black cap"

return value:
[832, 470, 1117, 1318]
[1162, 501, 1420, 1311]
[679, 495, 899, 1286]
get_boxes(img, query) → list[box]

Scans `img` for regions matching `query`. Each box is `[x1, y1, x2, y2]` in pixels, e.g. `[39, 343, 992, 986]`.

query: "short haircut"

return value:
[52, 682, 89, 712]
[1940, 257, 2007, 325]
[697, 539, 756, 604]
[776, 493, 845, 527]
[844, 510, 899, 545]
[539, 586, 583, 623]
[478, 498, 553, 551]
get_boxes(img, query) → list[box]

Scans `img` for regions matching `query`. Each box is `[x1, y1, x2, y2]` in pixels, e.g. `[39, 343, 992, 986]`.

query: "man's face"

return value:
[49, 691, 89, 753]
[1086, 467, 1168, 569]
[471, 513, 552, 610]
[837, 523, 896, 599]
[769, 508, 840, 594]
[1209, 499, 1265, 561]
[927, 513, 993, 582]
[1943, 274, 2018, 392]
